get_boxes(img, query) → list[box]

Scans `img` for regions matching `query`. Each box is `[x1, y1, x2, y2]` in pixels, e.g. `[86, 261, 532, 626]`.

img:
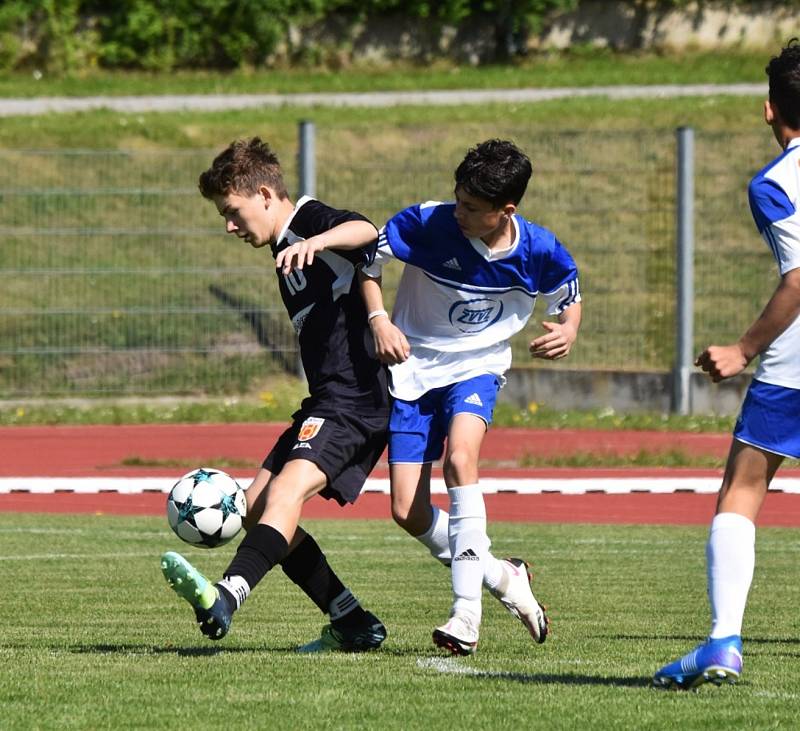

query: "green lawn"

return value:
[0, 101, 775, 396]
[1, 513, 799, 730]
[0, 49, 780, 398]
[0, 396, 738, 432]
[0, 48, 769, 97]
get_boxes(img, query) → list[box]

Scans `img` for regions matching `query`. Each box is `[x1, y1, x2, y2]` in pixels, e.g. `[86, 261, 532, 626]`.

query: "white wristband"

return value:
[367, 309, 388, 322]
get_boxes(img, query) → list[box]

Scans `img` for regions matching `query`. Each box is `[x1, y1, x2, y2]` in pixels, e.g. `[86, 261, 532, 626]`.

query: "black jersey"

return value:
[270, 196, 389, 409]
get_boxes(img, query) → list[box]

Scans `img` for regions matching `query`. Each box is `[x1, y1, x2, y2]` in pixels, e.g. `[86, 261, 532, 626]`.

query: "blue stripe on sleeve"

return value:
[538, 237, 579, 294]
[748, 176, 796, 232]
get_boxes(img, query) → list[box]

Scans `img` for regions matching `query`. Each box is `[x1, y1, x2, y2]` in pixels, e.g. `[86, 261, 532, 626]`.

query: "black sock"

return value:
[280, 531, 366, 626]
[223, 523, 289, 594]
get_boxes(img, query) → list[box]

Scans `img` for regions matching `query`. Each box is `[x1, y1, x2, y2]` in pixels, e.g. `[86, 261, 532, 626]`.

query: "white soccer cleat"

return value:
[432, 612, 480, 656]
[489, 558, 549, 644]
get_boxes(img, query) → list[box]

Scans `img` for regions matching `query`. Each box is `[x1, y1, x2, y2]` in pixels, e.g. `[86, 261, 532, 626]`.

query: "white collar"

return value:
[276, 195, 314, 244]
[467, 215, 519, 261]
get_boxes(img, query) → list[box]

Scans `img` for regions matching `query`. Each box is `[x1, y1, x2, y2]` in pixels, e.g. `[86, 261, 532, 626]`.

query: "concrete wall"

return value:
[501, 367, 751, 415]
[537, 1, 800, 52]
[293, 2, 799, 65]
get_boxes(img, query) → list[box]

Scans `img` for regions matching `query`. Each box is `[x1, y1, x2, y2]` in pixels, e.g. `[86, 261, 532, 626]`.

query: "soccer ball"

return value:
[166, 468, 247, 548]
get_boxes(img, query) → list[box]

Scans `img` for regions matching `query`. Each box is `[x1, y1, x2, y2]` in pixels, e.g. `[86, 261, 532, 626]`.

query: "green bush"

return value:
[0, 0, 580, 72]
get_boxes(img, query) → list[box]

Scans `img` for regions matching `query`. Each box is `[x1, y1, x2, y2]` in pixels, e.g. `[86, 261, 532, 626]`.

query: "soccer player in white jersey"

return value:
[653, 41, 800, 690]
[360, 139, 582, 654]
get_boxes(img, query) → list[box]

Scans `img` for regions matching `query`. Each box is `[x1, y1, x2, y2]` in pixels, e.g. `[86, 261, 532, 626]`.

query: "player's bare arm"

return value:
[529, 302, 581, 360]
[275, 220, 378, 274]
[696, 267, 800, 382]
[359, 272, 410, 364]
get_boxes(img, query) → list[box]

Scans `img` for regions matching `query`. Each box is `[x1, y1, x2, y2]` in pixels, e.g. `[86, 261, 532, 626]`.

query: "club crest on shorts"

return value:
[297, 416, 325, 441]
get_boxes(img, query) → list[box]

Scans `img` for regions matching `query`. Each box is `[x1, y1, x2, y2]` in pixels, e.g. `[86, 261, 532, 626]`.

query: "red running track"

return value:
[0, 423, 735, 477]
[2, 423, 799, 526]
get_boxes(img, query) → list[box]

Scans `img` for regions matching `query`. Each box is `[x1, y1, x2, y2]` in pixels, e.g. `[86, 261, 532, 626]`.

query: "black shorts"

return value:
[262, 404, 389, 506]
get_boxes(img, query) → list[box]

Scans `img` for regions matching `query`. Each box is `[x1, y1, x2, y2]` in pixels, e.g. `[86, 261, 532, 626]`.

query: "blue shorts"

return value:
[388, 374, 500, 464]
[733, 379, 800, 459]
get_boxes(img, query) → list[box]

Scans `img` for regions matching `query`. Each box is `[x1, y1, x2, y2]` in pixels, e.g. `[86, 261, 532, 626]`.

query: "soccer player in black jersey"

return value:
[160, 138, 390, 651]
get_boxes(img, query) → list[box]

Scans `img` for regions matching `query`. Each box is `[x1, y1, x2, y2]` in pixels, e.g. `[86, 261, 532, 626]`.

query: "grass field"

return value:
[0, 49, 782, 397]
[3, 512, 799, 729]
[0, 394, 739, 433]
[0, 49, 769, 97]
[0, 105, 777, 396]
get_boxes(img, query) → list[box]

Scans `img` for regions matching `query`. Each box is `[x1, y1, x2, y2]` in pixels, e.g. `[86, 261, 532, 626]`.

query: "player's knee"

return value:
[391, 500, 427, 535]
[442, 448, 478, 486]
[390, 501, 413, 532]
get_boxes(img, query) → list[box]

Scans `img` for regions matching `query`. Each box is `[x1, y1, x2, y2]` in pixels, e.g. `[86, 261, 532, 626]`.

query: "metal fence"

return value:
[0, 125, 779, 401]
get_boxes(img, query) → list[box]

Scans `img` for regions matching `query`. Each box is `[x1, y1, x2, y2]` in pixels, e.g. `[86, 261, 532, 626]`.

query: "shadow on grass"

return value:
[64, 643, 306, 656]
[415, 657, 646, 687]
[599, 634, 800, 645]
[469, 671, 646, 688]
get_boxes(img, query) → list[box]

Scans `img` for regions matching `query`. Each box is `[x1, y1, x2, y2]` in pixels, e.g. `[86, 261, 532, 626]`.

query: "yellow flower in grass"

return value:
[259, 391, 276, 408]
[527, 401, 539, 415]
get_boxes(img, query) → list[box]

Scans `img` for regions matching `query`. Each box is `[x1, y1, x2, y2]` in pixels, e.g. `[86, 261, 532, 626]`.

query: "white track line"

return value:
[3, 476, 800, 494]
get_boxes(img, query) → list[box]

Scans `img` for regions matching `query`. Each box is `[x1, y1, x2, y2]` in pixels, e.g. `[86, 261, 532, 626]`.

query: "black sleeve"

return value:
[293, 200, 378, 267]
[293, 200, 377, 239]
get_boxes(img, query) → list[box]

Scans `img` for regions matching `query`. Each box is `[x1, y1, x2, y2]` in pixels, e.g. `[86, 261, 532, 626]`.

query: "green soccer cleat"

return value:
[160, 551, 232, 640]
[296, 611, 387, 653]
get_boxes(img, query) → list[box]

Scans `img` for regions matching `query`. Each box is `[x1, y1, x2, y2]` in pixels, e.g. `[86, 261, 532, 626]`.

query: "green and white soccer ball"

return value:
[166, 467, 247, 548]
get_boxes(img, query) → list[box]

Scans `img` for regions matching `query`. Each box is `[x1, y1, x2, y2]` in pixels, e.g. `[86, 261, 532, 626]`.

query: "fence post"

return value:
[672, 126, 694, 414]
[294, 121, 317, 380]
[298, 120, 316, 199]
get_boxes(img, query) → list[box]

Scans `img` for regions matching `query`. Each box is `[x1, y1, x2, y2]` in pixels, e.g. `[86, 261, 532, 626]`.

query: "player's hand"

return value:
[369, 316, 410, 364]
[275, 236, 326, 275]
[695, 344, 749, 382]
[529, 320, 577, 360]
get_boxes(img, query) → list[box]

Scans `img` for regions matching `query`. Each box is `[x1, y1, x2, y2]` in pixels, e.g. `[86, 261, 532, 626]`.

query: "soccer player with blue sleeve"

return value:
[653, 41, 800, 690]
[361, 139, 582, 655]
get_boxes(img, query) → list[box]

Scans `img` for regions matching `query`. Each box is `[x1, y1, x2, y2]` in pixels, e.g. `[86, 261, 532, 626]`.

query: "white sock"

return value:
[415, 505, 505, 589]
[416, 505, 452, 565]
[448, 485, 490, 621]
[218, 575, 251, 610]
[706, 512, 756, 639]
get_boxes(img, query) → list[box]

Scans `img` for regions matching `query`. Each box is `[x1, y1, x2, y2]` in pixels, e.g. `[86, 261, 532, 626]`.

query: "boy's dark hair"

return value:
[767, 38, 800, 130]
[454, 139, 532, 207]
[198, 137, 289, 200]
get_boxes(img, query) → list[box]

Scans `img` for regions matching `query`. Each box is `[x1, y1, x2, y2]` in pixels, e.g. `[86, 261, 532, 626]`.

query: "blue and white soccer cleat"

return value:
[160, 551, 233, 641]
[652, 635, 743, 690]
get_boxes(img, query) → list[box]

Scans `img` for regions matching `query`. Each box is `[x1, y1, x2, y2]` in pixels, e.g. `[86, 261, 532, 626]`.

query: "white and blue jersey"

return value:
[747, 138, 800, 390]
[363, 201, 580, 400]
[732, 138, 800, 459]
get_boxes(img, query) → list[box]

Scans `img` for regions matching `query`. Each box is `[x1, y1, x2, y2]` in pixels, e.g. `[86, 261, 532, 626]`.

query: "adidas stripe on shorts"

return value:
[388, 373, 500, 464]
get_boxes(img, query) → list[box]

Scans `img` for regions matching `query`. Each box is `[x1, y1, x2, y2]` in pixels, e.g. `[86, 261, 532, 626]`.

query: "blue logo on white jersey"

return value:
[449, 298, 503, 333]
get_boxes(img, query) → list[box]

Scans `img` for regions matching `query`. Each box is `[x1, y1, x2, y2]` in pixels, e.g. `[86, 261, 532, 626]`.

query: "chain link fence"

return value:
[0, 127, 779, 399]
